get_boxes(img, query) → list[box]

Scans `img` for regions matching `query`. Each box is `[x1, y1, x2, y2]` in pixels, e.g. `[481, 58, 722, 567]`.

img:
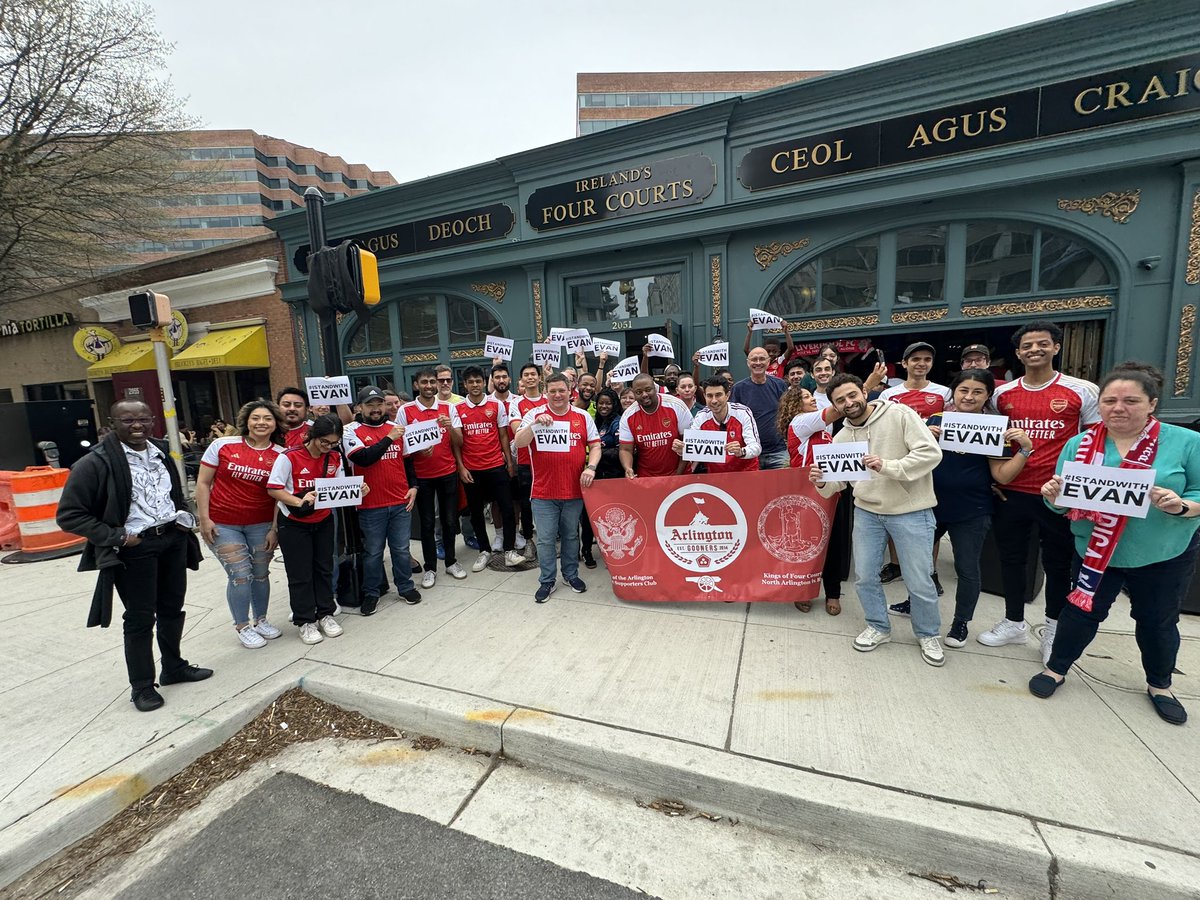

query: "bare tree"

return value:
[0, 0, 198, 303]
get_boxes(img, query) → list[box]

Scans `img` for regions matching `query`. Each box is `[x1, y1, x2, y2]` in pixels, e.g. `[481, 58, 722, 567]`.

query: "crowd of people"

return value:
[56, 319, 1200, 725]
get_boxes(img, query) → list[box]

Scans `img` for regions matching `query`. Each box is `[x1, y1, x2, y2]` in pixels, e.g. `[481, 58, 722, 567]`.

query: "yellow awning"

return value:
[86, 342, 155, 379]
[170, 326, 269, 371]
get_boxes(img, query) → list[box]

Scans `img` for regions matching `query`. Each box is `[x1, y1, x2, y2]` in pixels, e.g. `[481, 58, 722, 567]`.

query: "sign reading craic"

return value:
[525, 155, 716, 231]
[739, 53, 1200, 191]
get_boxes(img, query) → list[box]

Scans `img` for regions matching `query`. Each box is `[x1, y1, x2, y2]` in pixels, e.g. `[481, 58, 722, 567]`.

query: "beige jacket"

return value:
[816, 400, 941, 514]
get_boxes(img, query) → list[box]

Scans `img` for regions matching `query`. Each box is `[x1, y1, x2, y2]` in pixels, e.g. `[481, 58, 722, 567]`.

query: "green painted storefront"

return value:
[271, 0, 1200, 422]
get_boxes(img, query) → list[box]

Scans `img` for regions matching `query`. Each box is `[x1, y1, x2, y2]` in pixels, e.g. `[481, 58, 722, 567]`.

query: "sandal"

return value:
[1148, 689, 1188, 725]
[825, 598, 842, 616]
[793, 600, 812, 613]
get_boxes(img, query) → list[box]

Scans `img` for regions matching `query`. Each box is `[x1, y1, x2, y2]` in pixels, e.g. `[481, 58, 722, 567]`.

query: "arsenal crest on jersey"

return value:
[662, 416, 671, 427]
[1049, 398, 1069, 413]
[485, 408, 494, 418]
[925, 395, 936, 405]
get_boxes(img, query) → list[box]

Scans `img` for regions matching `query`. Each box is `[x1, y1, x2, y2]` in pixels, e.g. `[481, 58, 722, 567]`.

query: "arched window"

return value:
[347, 308, 390, 354]
[765, 237, 878, 317]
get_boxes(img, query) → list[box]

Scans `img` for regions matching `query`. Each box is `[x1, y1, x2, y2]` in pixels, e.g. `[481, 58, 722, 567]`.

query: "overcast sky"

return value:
[147, 0, 1109, 185]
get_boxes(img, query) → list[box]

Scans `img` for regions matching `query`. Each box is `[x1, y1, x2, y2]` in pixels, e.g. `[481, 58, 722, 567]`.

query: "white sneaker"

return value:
[421, 570, 436, 589]
[236, 626, 266, 649]
[447, 562, 467, 580]
[853, 626, 892, 652]
[253, 619, 281, 640]
[515, 534, 527, 550]
[919, 636, 945, 667]
[1041, 618, 1058, 666]
[299, 622, 323, 645]
[504, 550, 525, 567]
[318, 615, 343, 638]
[333, 601, 341, 616]
[491, 535, 503, 552]
[472, 551, 492, 573]
[976, 618, 1029, 647]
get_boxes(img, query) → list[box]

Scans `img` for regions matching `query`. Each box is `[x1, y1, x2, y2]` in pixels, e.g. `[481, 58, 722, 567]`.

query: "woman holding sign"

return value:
[1034, 365, 1200, 724]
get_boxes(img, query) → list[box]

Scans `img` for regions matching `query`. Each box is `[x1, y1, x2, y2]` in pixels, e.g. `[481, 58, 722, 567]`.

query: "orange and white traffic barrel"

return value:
[1, 466, 86, 564]
[0, 471, 21, 551]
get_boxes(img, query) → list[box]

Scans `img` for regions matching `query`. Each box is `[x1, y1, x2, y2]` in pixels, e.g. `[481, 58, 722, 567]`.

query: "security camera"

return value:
[1138, 256, 1161, 271]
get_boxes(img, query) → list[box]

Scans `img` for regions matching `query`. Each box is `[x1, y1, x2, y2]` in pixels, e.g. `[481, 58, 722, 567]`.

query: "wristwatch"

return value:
[1017, 447, 1033, 458]
[585, 464, 597, 471]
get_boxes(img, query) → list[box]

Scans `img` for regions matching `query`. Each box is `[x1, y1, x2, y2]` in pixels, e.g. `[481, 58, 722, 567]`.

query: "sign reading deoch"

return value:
[526, 155, 716, 231]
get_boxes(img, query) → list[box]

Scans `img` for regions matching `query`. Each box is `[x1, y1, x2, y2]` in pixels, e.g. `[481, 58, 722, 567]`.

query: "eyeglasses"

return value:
[116, 417, 154, 426]
[437, 378, 453, 384]
[314, 438, 340, 449]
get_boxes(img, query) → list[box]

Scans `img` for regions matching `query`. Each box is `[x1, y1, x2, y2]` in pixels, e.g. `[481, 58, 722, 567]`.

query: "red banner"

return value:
[584, 469, 837, 603]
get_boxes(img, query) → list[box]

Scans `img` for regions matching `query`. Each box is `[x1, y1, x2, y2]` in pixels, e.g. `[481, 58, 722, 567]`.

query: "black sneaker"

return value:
[131, 686, 164, 712]
[360, 595, 379, 616]
[535, 582, 556, 603]
[582, 549, 597, 569]
[879, 563, 902, 584]
[888, 599, 911, 617]
[159, 665, 213, 685]
[945, 618, 969, 648]
[932, 572, 944, 596]
[401, 589, 422, 605]
[565, 575, 587, 593]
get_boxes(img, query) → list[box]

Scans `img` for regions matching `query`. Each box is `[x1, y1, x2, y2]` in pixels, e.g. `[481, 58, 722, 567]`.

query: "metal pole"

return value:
[148, 327, 187, 489]
[303, 187, 342, 377]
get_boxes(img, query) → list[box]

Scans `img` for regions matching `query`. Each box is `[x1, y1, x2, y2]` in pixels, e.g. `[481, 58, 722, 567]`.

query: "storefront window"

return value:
[965, 223, 1034, 297]
[447, 296, 501, 344]
[821, 238, 878, 309]
[1038, 231, 1112, 291]
[570, 271, 683, 322]
[895, 225, 946, 304]
[764, 263, 817, 317]
[399, 295, 438, 347]
[347, 308, 392, 354]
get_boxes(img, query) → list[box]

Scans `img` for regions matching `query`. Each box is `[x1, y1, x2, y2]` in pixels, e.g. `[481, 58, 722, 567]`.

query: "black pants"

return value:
[465, 465, 516, 552]
[113, 528, 189, 690]
[277, 514, 336, 626]
[514, 464, 533, 541]
[1049, 533, 1200, 688]
[418, 472, 459, 569]
[993, 488, 1075, 622]
[822, 488, 853, 600]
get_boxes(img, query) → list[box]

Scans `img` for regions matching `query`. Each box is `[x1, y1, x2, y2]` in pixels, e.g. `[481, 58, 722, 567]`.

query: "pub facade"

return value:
[271, 0, 1200, 422]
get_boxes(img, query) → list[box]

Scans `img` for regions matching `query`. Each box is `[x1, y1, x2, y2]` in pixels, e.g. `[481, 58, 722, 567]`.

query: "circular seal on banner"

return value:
[165, 310, 188, 351]
[590, 503, 647, 566]
[757, 494, 831, 564]
[72, 325, 120, 362]
[654, 483, 747, 572]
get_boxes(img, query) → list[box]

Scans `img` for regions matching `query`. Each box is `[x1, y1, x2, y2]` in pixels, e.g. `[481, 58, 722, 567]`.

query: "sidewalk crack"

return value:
[723, 603, 750, 751]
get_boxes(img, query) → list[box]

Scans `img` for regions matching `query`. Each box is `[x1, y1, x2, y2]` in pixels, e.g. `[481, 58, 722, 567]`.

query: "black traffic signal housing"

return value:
[128, 291, 171, 329]
[306, 241, 380, 319]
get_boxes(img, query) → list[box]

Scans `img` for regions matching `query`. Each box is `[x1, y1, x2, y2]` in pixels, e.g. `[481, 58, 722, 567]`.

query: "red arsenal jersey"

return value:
[267, 446, 343, 522]
[618, 397, 693, 477]
[878, 382, 952, 420]
[455, 396, 509, 471]
[283, 425, 308, 449]
[691, 403, 761, 473]
[520, 405, 599, 500]
[992, 373, 1099, 495]
[787, 411, 833, 468]
[509, 394, 544, 467]
[397, 399, 461, 480]
[200, 437, 283, 526]
[343, 421, 410, 509]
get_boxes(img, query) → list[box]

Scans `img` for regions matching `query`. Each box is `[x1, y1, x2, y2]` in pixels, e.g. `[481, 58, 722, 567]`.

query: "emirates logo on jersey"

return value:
[1049, 398, 1069, 413]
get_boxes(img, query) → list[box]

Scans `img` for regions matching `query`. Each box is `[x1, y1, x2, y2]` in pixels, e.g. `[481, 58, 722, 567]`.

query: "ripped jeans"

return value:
[210, 522, 274, 626]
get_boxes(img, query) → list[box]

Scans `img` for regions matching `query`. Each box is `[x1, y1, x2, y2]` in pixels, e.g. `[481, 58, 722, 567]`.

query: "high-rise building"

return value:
[126, 129, 396, 265]
[577, 72, 826, 134]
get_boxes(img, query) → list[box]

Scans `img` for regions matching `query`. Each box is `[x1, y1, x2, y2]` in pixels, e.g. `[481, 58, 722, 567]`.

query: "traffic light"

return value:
[305, 241, 380, 319]
[128, 291, 171, 328]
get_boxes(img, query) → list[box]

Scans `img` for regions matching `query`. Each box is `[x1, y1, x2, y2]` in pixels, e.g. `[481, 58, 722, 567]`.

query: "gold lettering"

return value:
[641, 166, 652, 179]
[770, 151, 789, 174]
[682, 179, 693, 199]
[961, 110, 985, 138]
[792, 147, 809, 169]
[1074, 87, 1103, 115]
[477, 213, 491, 232]
[988, 107, 1007, 132]
[908, 124, 932, 148]
[833, 139, 852, 162]
[1105, 81, 1132, 110]
[652, 184, 666, 203]
[811, 143, 831, 166]
[931, 116, 957, 142]
[605, 193, 619, 212]
[1139, 75, 1170, 104]
[583, 198, 595, 216]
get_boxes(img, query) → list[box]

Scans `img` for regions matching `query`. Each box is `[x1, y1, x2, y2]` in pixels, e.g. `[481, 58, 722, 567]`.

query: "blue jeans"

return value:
[210, 521, 273, 626]
[759, 447, 790, 470]
[936, 514, 991, 624]
[531, 498, 582, 586]
[853, 507, 940, 638]
[358, 504, 415, 598]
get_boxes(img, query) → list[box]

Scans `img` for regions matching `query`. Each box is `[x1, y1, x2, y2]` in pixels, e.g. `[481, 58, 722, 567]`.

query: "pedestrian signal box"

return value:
[306, 242, 380, 318]
[128, 291, 171, 329]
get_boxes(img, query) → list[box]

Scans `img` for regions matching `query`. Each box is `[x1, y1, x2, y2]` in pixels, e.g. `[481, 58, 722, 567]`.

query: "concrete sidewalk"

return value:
[1, 541, 1198, 897]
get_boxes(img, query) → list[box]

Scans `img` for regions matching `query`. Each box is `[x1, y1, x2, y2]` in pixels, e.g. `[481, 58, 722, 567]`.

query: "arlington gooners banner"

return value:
[584, 469, 837, 603]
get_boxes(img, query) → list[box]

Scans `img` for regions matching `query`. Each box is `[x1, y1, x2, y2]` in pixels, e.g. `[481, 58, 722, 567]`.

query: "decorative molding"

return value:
[891, 307, 948, 324]
[294, 311, 308, 365]
[788, 313, 880, 332]
[709, 255, 721, 329]
[1187, 190, 1200, 286]
[470, 281, 507, 302]
[532, 279, 544, 342]
[961, 295, 1114, 318]
[346, 355, 392, 369]
[450, 347, 484, 359]
[402, 352, 439, 363]
[1175, 304, 1196, 397]
[79, 259, 281, 323]
[1057, 190, 1140, 225]
[753, 238, 810, 271]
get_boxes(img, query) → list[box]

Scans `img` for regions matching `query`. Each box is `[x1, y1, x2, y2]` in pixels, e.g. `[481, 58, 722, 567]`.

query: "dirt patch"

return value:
[5, 688, 402, 899]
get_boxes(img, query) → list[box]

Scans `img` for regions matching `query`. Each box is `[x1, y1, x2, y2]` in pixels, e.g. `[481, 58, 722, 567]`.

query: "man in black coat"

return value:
[57, 400, 211, 712]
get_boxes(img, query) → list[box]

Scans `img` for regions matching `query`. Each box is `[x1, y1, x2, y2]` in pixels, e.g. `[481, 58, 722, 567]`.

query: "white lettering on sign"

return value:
[938, 412, 1008, 456]
[647, 334, 674, 358]
[696, 342, 729, 367]
[533, 420, 572, 453]
[607, 355, 642, 382]
[1057, 462, 1156, 519]
[682, 428, 727, 463]
[305, 376, 352, 406]
[748, 308, 785, 331]
[531, 343, 560, 367]
[313, 476, 365, 509]
[484, 335, 514, 360]
[402, 418, 442, 455]
[813, 441, 871, 481]
[593, 337, 621, 357]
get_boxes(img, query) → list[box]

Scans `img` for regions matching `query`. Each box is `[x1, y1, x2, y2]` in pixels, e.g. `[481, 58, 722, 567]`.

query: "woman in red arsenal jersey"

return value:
[195, 401, 287, 649]
[267, 414, 347, 646]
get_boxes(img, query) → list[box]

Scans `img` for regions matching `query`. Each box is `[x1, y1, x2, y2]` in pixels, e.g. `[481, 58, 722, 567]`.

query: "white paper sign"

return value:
[484, 335, 514, 360]
[813, 441, 871, 482]
[531, 343, 561, 367]
[563, 328, 594, 354]
[533, 420, 572, 453]
[1057, 462, 1156, 519]
[696, 342, 729, 367]
[647, 334, 674, 358]
[313, 476, 365, 509]
[593, 337, 621, 357]
[305, 376, 352, 406]
[547, 327, 573, 346]
[938, 412, 1009, 456]
[682, 428, 727, 464]
[608, 355, 642, 382]
[401, 418, 442, 455]
[749, 308, 785, 331]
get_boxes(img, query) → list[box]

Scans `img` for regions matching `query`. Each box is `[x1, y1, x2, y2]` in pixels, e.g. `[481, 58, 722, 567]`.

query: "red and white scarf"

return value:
[1066, 416, 1160, 612]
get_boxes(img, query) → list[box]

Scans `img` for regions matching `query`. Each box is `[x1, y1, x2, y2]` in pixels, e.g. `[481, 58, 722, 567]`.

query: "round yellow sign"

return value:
[72, 325, 121, 362]
[165, 310, 189, 352]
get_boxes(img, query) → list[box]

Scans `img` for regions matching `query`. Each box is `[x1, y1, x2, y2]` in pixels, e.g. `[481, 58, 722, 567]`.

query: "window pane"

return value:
[476, 305, 501, 339]
[1038, 231, 1113, 291]
[821, 238, 878, 309]
[400, 295, 438, 347]
[569, 272, 682, 322]
[965, 223, 1034, 297]
[895, 225, 946, 303]
[764, 263, 817, 317]
[348, 308, 391, 354]
[447, 296, 477, 344]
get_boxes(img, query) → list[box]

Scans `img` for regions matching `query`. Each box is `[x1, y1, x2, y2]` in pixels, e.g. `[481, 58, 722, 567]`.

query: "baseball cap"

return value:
[356, 386, 385, 403]
[960, 344, 990, 360]
[902, 341, 935, 360]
